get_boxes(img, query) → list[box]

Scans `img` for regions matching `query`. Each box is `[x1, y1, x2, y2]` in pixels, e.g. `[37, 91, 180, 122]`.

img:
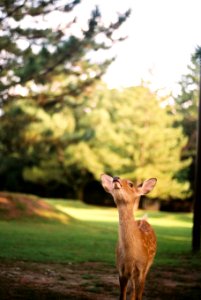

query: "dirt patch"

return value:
[0, 192, 69, 222]
[0, 261, 200, 299]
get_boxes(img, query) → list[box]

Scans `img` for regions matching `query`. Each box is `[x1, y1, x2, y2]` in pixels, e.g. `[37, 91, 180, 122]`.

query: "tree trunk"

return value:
[192, 56, 201, 252]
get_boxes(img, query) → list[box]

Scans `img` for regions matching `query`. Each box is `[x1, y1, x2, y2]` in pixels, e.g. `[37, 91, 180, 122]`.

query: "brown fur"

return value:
[101, 175, 157, 300]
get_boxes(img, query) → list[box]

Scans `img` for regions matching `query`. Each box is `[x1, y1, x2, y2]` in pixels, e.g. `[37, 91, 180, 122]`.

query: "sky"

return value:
[91, 0, 201, 95]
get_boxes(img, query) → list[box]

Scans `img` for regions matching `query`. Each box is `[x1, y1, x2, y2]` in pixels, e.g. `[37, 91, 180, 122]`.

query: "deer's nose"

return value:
[113, 176, 120, 182]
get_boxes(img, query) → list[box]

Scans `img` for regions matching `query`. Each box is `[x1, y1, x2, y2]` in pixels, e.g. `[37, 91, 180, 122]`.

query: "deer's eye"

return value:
[128, 182, 133, 188]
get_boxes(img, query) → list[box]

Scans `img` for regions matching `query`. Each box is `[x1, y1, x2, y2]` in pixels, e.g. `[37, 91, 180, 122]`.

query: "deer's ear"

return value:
[101, 174, 113, 194]
[137, 178, 157, 195]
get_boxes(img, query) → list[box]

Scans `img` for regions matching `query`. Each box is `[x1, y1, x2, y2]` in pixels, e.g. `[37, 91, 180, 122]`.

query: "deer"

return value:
[101, 174, 157, 300]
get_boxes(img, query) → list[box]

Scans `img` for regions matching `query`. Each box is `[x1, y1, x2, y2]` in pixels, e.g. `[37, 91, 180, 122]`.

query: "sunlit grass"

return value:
[0, 198, 200, 267]
[47, 199, 197, 266]
[52, 200, 118, 222]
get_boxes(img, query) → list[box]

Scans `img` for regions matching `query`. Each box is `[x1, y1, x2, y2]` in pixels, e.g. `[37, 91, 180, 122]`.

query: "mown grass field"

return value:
[0, 198, 200, 267]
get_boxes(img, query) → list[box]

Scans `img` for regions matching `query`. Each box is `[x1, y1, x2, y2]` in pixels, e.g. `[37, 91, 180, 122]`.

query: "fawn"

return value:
[101, 174, 157, 300]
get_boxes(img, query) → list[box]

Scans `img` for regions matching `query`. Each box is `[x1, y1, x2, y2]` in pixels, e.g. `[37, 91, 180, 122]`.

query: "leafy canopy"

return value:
[0, 83, 190, 199]
[0, 2, 189, 200]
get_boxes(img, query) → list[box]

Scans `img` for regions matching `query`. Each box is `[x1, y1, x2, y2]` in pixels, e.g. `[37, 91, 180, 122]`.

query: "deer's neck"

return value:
[117, 204, 140, 248]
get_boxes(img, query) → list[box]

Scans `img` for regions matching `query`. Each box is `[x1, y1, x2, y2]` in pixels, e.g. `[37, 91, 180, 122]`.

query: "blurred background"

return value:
[1, 0, 200, 210]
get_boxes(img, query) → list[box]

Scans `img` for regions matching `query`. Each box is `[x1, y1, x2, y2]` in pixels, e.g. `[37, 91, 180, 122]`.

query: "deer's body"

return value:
[101, 175, 157, 300]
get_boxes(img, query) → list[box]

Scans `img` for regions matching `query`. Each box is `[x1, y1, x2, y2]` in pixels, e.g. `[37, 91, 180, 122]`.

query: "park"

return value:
[0, 1, 201, 299]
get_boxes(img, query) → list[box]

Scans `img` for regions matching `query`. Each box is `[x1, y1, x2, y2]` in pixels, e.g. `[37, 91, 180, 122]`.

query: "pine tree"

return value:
[192, 47, 201, 252]
[0, 1, 130, 196]
[174, 52, 199, 194]
[105, 85, 191, 200]
[0, 0, 130, 106]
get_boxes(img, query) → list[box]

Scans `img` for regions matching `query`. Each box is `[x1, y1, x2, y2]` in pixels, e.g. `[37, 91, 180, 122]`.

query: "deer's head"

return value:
[101, 174, 157, 207]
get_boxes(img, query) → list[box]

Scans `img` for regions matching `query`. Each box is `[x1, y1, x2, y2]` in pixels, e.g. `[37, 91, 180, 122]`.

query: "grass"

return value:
[0, 198, 200, 267]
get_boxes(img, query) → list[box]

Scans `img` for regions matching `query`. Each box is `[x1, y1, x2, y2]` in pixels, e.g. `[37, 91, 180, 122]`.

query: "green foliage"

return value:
[0, 0, 131, 196]
[96, 85, 191, 199]
[0, 1, 189, 200]
[174, 54, 199, 148]
[173, 50, 200, 192]
[0, 0, 130, 104]
[0, 83, 190, 199]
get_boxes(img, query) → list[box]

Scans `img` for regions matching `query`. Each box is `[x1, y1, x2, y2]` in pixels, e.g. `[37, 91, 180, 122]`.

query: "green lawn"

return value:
[0, 199, 200, 267]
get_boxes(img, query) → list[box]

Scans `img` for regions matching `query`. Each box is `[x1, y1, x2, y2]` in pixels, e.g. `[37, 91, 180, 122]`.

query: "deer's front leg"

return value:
[119, 275, 128, 300]
[130, 276, 136, 300]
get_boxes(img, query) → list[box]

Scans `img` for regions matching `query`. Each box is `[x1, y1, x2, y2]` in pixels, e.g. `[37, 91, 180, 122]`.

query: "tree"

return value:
[174, 54, 199, 193]
[0, 2, 189, 201]
[0, 1, 130, 105]
[192, 47, 201, 252]
[0, 82, 133, 196]
[0, 1, 130, 196]
[105, 85, 191, 200]
[0, 83, 190, 200]
[173, 47, 201, 252]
